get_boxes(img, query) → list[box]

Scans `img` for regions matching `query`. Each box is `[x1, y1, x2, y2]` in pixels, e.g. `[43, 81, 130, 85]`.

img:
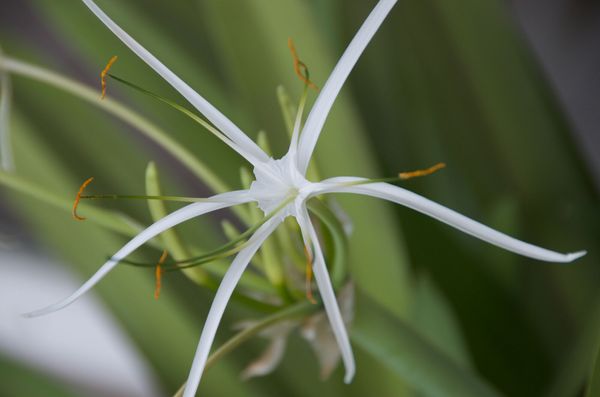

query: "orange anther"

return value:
[399, 162, 446, 180]
[100, 55, 118, 99]
[72, 177, 94, 221]
[304, 245, 317, 304]
[288, 38, 319, 91]
[154, 250, 168, 300]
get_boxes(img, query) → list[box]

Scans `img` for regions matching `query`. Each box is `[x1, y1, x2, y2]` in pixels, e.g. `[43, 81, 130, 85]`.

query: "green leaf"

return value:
[587, 342, 600, 397]
[352, 294, 500, 397]
[0, 355, 79, 397]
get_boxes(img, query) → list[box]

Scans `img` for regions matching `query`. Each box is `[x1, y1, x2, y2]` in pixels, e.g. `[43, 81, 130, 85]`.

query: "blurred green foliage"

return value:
[0, 1, 598, 396]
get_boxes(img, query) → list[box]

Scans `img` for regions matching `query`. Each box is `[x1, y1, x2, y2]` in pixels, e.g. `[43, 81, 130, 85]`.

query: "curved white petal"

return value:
[24, 190, 252, 318]
[296, 0, 397, 174]
[314, 178, 586, 263]
[183, 217, 280, 397]
[296, 206, 355, 383]
[81, 0, 268, 165]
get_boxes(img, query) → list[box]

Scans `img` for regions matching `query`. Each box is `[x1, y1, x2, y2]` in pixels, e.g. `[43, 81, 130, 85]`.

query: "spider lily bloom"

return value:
[26, 0, 586, 396]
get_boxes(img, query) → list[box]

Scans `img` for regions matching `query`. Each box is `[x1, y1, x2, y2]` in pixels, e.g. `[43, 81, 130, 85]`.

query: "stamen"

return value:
[72, 177, 94, 221]
[154, 249, 168, 300]
[399, 162, 446, 180]
[100, 55, 118, 99]
[288, 38, 319, 91]
[304, 245, 317, 304]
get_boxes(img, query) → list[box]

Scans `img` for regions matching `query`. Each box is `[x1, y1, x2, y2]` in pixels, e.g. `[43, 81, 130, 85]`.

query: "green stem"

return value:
[172, 301, 318, 397]
[307, 199, 349, 290]
[0, 56, 252, 225]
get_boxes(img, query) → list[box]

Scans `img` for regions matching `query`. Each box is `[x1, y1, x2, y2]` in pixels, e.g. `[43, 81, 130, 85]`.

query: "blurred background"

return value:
[0, 0, 598, 396]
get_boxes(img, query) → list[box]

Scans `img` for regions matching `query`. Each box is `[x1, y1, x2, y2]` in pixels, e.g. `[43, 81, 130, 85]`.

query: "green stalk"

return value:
[172, 301, 317, 397]
[307, 199, 349, 290]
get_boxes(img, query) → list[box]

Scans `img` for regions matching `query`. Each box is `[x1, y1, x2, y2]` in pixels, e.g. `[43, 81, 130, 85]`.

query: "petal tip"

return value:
[566, 250, 587, 262]
[21, 307, 50, 319]
[343, 369, 355, 384]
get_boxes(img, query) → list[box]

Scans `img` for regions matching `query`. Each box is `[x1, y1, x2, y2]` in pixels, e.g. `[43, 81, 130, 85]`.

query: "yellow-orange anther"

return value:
[399, 162, 446, 181]
[72, 177, 95, 221]
[304, 245, 317, 304]
[154, 250, 168, 300]
[100, 55, 118, 99]
[288, 38, 319, 91]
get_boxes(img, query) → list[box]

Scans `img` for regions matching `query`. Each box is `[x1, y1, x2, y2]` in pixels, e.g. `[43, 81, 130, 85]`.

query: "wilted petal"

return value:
[241, 337, 287, 380]
[24, 190, 252, 318]
[296, 207, 356, 383]
[315, 179, 586, 263]
[301, 283, 355, 380]
[238, 320, 295, 381]
[297, 0, 397, 174]
[81, 0, 268, 165]
[183, 217, 281, 397]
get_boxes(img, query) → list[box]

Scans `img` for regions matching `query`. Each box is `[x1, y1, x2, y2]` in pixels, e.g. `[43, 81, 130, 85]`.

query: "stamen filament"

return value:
[119, 196, 296, 270]
[107, 74, 234, 148]
[154, 249, 168, 299]
[72, 177, 95, 221]
[288, 38, 319, 91]
[80, 194, 210, 203]
[100, 55, 118, 99]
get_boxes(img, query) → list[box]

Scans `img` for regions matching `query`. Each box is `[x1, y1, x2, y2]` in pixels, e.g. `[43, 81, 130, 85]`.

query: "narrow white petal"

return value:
[183, 218, 280, 397]
[296, 207, 356, 383]
[24, 191, 251, 318]
[296, 0, 397, 174]
[316, 179, 586, 263]
[80, 0, 268, 165]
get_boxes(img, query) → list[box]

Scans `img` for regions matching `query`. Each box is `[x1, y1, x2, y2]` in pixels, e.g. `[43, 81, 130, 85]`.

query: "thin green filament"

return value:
[81, 194, 209, 203]
[117, 195, 295, 270]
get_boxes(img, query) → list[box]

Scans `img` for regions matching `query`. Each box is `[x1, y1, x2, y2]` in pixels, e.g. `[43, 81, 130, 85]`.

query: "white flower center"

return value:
[248, 154, 311, 218]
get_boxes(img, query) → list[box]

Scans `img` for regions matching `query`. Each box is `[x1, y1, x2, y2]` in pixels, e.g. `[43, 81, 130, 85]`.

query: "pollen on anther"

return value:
[154, 250, 168, 300]
[288, 38, 319, 91]
[100, 55, 118, 99]
[72, 177, 95, 221]
[399, 162, 446, 180]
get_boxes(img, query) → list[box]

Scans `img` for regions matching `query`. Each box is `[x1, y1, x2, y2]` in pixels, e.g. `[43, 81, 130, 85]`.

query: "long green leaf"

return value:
[352, 294, 500, 397]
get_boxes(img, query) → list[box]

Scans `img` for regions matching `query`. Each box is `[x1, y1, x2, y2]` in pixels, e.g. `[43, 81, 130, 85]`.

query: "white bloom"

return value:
[27, 0, 586, 396]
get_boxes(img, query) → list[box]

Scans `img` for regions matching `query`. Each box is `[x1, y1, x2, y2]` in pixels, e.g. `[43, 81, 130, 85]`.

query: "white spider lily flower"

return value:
[27, 0, 586, 396]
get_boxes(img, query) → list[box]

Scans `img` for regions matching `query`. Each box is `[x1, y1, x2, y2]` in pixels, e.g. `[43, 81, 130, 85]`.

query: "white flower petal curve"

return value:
[296, 206, 356, 383]
[24, 190, 252, 318]
[81, 0, 268, 165]
[183, 217, 281, 397]
[314, 178, 586, 263]
[296, 0, 397, 174]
